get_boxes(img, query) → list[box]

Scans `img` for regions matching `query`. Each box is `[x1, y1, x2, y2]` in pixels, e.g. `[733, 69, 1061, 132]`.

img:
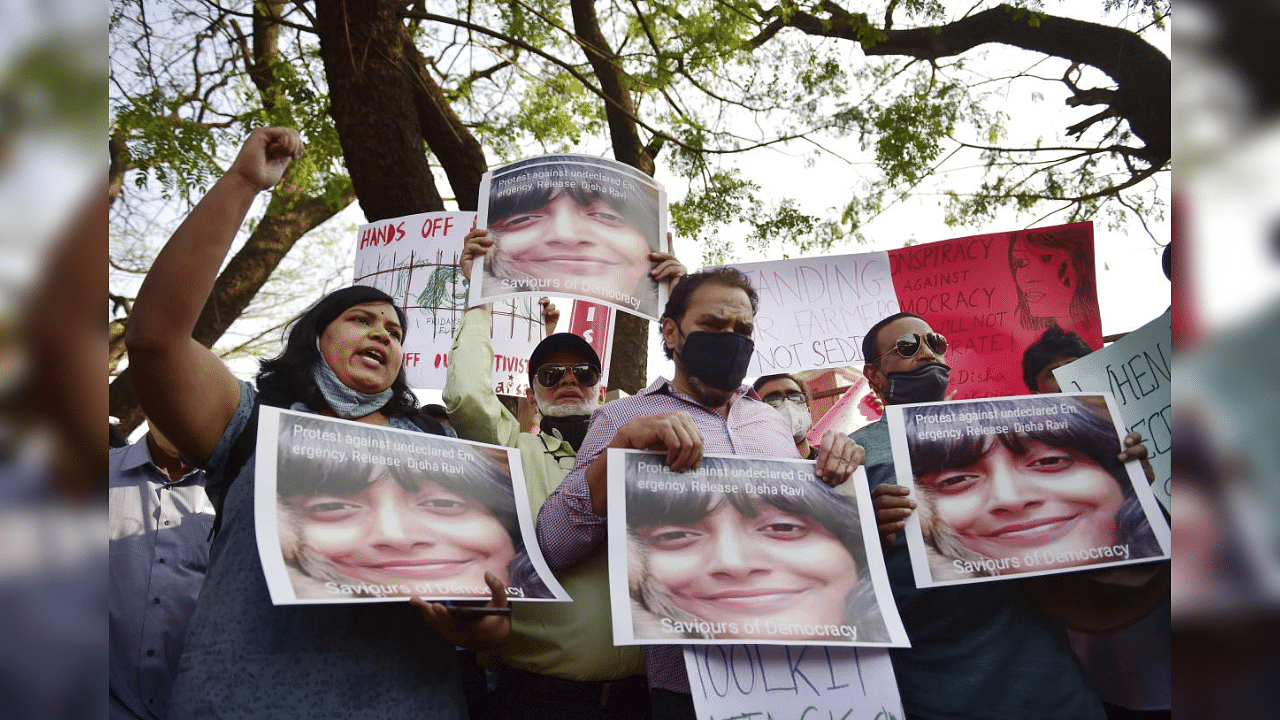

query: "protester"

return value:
[109, 423, 213, 720]
[1021, 324, 1095, 393]
[537, 267, 864, 719]
[752, 373, 816, 459]
[124, 127, 505, 719]
[275, 416, 551, 600]
[854, 311, 1160, 720]
[625, 456, 889, 643]
[906, 395, 1163, 580]
[480, 158, 663, 316]
[443, 226, 685, 720]
[1022, 326, 1172, 720]
[423, 403, 459, 437]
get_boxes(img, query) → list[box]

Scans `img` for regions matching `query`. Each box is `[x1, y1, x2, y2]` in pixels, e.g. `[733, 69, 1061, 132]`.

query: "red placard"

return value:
[887, 222, 1103, 399]
[568, 300, 614, 387]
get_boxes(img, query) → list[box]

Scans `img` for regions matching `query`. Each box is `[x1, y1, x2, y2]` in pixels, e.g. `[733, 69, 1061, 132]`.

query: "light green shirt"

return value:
[444, 307, 644, 681]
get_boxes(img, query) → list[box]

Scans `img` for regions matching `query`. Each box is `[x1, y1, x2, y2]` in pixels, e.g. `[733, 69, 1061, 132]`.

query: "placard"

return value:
[734, 252, 899, 377]
[353, 210, 543, 396]
[888, 222, 1104, 399]
[884, 393, 1171, 587]
[1053, 310, 1171, 510]
[684, 644, 904, 720]
[253, 407, 569, 604]
[471, 155, 670, 321]
[606, 450, 908, 647]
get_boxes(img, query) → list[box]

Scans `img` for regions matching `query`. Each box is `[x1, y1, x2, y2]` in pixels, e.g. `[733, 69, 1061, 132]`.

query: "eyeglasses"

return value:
[761, 391, 809, 408]
[873, 332, 948, 362]
[535, 363, 601, 388]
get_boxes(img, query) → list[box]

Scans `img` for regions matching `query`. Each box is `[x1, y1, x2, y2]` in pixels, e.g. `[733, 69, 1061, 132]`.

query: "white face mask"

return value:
[775, 400, 812, 443]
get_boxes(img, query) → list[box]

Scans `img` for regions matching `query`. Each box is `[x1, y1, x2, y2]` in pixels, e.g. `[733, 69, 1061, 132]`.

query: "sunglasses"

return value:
[874, 332, 948, 361]
[535, 363, 601, 388]
[761, 391, 809, 408]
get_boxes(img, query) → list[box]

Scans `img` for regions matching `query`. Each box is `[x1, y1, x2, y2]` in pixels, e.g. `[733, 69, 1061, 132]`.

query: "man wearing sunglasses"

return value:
[444, 227, 686, 720]
[538, 267, 866, 720]
[853, 312, 1157, 720]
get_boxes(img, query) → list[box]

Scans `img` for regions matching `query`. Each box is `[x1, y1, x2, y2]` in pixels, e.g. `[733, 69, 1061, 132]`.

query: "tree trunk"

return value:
[314, 0, 445, 219]
[571, 0, 656, 392]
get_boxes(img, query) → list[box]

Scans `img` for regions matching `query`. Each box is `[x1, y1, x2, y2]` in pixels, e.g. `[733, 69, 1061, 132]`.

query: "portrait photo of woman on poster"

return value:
[905, 395, 1163, 582]
[624, 457, 890, 644]
[1008, 226, 1098, 334]
[276, 418, 552, 600]
[478, 157, 665, 318]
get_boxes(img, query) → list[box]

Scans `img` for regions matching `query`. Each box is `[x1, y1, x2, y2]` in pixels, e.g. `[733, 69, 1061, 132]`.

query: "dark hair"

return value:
[660, 267, 759, 359]
[905, 396, 1161, 572]
[423, 404, 451, 423]
[277, 416, 551, 598]
[752, 373, 810, 401]
[1021, 324, 1094, 392]
[1008, 228, 1096, 331]
[256, 286, 417, 417]
[625, 455, 889, 641]
[109, 423, 128, 449]
[861, 312, 925, 368]
[489, 158, 659, 243]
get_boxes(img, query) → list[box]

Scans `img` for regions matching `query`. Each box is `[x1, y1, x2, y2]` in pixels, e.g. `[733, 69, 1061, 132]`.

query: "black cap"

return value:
[528, 333, 602, 385]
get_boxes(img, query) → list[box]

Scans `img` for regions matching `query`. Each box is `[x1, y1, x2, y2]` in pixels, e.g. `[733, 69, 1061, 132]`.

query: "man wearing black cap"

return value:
[444, 227, 685, 720]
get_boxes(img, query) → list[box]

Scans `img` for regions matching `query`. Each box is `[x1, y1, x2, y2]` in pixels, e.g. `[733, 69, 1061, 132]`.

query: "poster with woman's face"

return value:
[253, 407, 570, 604]
[885, 393, 1172, 588]
[470, 155, 670, 321]
[606, 450, 909, 647]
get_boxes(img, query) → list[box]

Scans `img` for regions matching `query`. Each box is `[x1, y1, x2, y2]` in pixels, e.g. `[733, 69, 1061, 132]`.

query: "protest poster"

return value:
[684, 644, 903, 720]
[470, 155, 671, 321]
[253, 406, 569, 604]
[567, 299, 615, 388]
[734, 252, 900, 377]
[353, 210, 544, 397]
[1053, 310, 1172, 511]
[607, 450, 909, 647]
[888, 222, 1104, 399]
[884, 393, 1171, 588]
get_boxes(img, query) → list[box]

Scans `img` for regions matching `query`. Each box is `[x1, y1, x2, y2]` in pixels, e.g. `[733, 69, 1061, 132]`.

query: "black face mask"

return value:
[883, 363, 951, 405]
[540, 415, 591, 451]
[677, 330, 755, 392]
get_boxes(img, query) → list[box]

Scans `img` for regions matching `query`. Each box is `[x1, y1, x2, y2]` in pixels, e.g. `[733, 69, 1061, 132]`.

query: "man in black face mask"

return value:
[446, 227, 685, 720]
[537, 266, 865, 720]
[851, 312, 1159, 720]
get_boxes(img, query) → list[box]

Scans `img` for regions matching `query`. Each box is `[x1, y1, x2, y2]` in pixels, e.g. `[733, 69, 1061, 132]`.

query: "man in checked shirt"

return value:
[536, 266, 865, 719]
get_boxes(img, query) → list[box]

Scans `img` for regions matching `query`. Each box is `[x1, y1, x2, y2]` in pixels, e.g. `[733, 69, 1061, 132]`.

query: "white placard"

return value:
[683, 644, 904, 720]
[606, 450, 909, 647]
[732, 253, 900, 377]
[884, 392, 1171, 588]
[1053, 310, 1171, 510]
[353, 210, 543, 396]
[471, 155, 670, 321]
[253, 406, 569, 604]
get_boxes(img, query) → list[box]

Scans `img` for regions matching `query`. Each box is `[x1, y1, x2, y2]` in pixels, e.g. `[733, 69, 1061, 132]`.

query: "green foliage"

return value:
[870, 76, 959, 186]
[669, 170, 759, 263]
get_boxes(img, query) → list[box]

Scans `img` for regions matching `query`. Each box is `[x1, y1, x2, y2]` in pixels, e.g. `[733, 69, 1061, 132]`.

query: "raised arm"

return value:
[125, 127, 303, 465]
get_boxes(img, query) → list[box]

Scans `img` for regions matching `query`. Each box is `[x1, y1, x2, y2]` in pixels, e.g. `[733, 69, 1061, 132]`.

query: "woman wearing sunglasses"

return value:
[752, 373, 817, 459]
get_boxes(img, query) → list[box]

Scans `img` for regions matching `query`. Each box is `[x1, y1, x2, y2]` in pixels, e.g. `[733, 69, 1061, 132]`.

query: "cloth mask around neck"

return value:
[882, 363, 951, 406]
[312, 349, 395, 419]
[676, 329, 755, 392]
[540, 415, 591, 451]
